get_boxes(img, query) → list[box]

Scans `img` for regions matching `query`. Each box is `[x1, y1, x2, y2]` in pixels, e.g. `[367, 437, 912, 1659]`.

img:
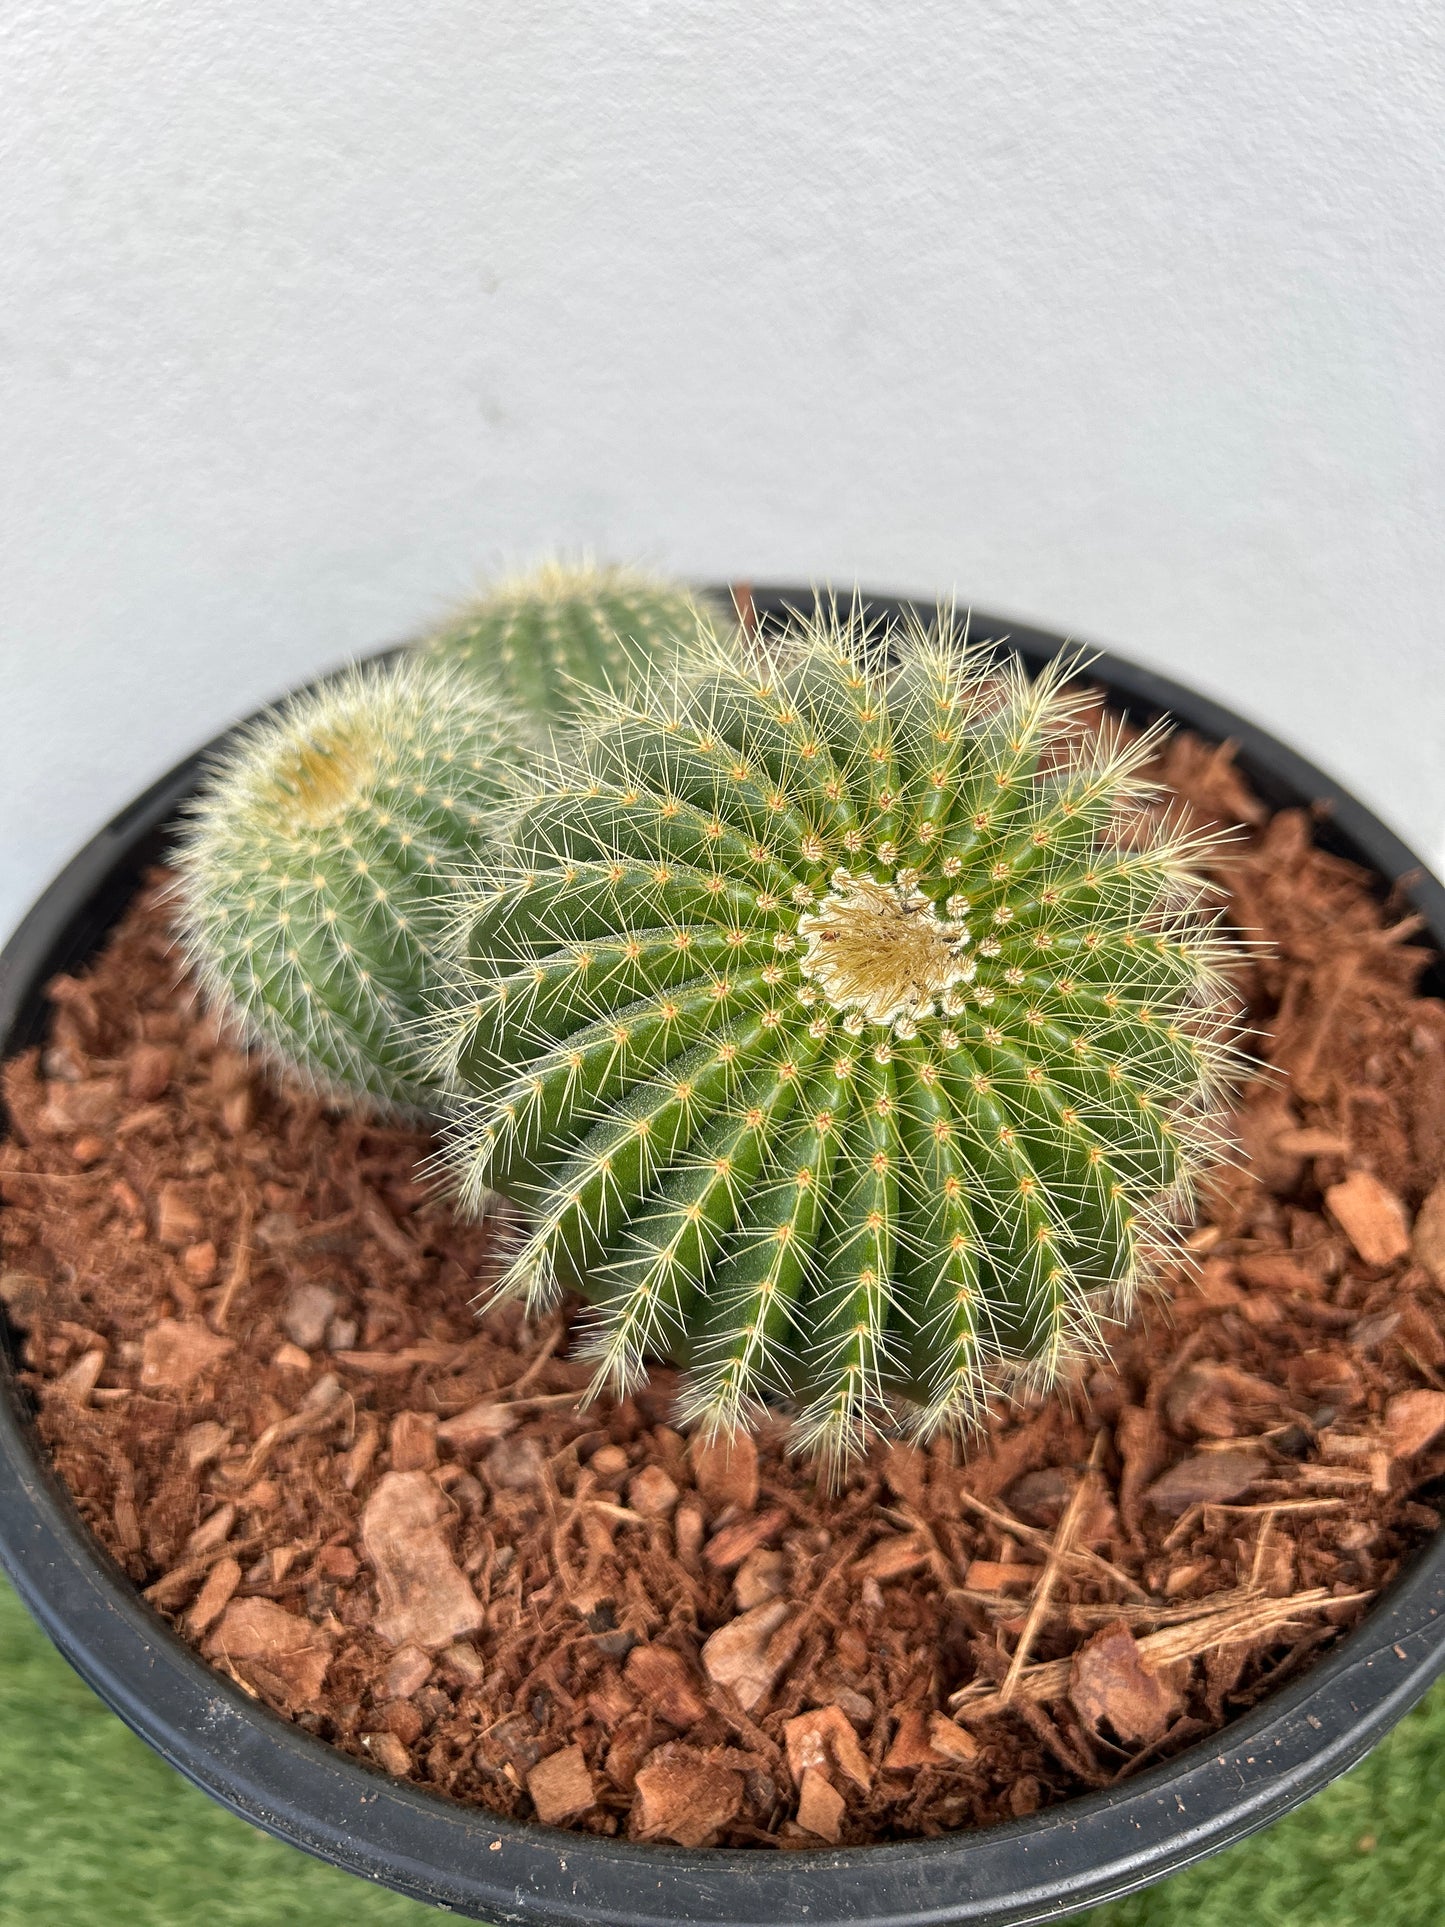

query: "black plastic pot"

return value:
[2, 590, 1443, 1927]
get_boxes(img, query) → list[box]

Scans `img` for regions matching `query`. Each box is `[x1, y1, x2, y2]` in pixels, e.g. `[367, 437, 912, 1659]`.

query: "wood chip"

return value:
[1326, 1171, 1412, 1268]
[155, 1182, 206, 1248]
[926, 1713, 981, 1762]
[1272, 1126, 1350, 1157]
[436, 1399, 516, 1457]
[0, 1270, 45, 1317]
[185, 1556, 241, 1636]
[332, 1344, 453, 1375]
[126, 1097, 180, 1148]
[796, 1766, 845, 1841]
[360, 1470, 484, 1650]
[1115, 1404, 1166, 1541]
[182, 1420, 230, 1470]
[1398, 1300, 1445, 1369]
[340, 1417, 379, 1492]
[1165, 1363, 1290, 1439]
[883, 1707, 947, 1770]
[527, 1744, 595, 1824]
[733, 1547, 788, 1609]
[281, 1281, 340, 1350]
[1069, 1622, 1182, 1744]
[1289, 1350, 1363, 1405]
[381, 1696, 425, 1746]
[1383, 1389, 1445, 1459]
[182, 1240, 218, 1284]
[185, 1502, 236, 1557]
[54, 1348, 106, 1404]
[700, 1598, 792, 1710]
[690, 1431, 759, 1513]
[703, 1504, 787, 1572]
[205, 1597, 333, 1709]
[604, 1712, 657, 1793]
[880, 1442, 928, 1508]
[381, 1645, 432, 1700]
[783, 1704, 872, 1791]
[389, 1410, 438, 1472]
[631, 1752, 744, 1847]
[140, 1318, 234, 1391]
[318, 1543, 359, 1582]
[483, 1435, 544, 1490]
[627, 1465, 680, 1517]
[673, 1499, 705, 1565]
[856, 1532, 932, 1580]
[364, 1731, 412, 1776]
[1145, 1451, 1268, 1515]
[1236, 1253, 1324, 1295]
[623, 1642, 708, 1728]
[263, 1550, 298, 1590]
[1413, 1180, 1445, 1287]
[357, 1186, 418, 1262]
[40, 1077, 120, 1135]
[126, 1044, 174, 1101]
[963, 1559, 1036, 1593]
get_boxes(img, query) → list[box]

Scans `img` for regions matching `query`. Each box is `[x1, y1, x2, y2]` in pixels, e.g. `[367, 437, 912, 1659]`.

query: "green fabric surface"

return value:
[0, 1569, 1440, 1925]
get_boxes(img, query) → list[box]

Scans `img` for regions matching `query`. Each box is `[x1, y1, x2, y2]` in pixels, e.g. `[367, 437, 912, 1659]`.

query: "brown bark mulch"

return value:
[3, 734, 1445, 1849]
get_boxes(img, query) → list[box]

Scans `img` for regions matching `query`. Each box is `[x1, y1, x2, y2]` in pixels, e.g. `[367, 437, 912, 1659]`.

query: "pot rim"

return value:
[1, 587, 1442, 1927]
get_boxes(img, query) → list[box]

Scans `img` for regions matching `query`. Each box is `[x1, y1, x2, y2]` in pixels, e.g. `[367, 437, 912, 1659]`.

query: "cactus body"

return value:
[431, 611, 1248, 1468]
[175, 657, 526, 1111]
[428, 560, 721, 726]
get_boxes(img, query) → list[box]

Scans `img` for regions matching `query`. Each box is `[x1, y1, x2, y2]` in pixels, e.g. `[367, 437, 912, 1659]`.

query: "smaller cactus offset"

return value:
[174, 656, 527, 1112]
[430, 607, 1249, 1470]
[427, 559, 724, 726]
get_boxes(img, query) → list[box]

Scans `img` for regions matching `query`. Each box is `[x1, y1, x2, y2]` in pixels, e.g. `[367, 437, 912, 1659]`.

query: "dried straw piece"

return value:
[954, 1485, 1147, 1601]
[950, 1586, 1373, 1717]
[210, 1198, 253, 1333]
[953, 1581, 1283, 1632]
[999, 1435, 1105, 1705]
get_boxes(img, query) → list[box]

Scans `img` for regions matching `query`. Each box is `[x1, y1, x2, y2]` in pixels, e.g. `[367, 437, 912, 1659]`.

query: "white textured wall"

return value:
[3, 2, 1443, 942]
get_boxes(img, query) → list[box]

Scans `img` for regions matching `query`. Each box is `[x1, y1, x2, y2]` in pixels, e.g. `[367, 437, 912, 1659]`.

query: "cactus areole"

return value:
[434, 612, 1249, 1469]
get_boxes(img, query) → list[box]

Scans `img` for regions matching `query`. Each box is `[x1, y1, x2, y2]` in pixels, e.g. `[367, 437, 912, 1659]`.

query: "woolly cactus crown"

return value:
[431, 607, 1248, 1469]
[427, 558, 724, 726]
[174, 655, 527, 1111]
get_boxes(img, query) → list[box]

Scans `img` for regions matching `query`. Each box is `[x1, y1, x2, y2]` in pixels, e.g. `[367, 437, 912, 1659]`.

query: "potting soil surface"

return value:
[2, 732, 1445, 1851]
[4, 1568, 1445, 1927]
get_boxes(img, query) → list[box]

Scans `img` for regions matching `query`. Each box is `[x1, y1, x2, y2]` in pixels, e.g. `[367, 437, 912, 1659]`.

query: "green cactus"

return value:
[174, 655, 527, 1112]
[427, 559, 724, 726]
[430, 607, 1248, 1469]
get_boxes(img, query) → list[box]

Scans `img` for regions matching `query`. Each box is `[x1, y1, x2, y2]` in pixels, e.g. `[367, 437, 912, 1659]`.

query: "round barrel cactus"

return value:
[427, 559, 724, 726]
[431, 610, 1246, 1467]
[175, 656, 527, 1112]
